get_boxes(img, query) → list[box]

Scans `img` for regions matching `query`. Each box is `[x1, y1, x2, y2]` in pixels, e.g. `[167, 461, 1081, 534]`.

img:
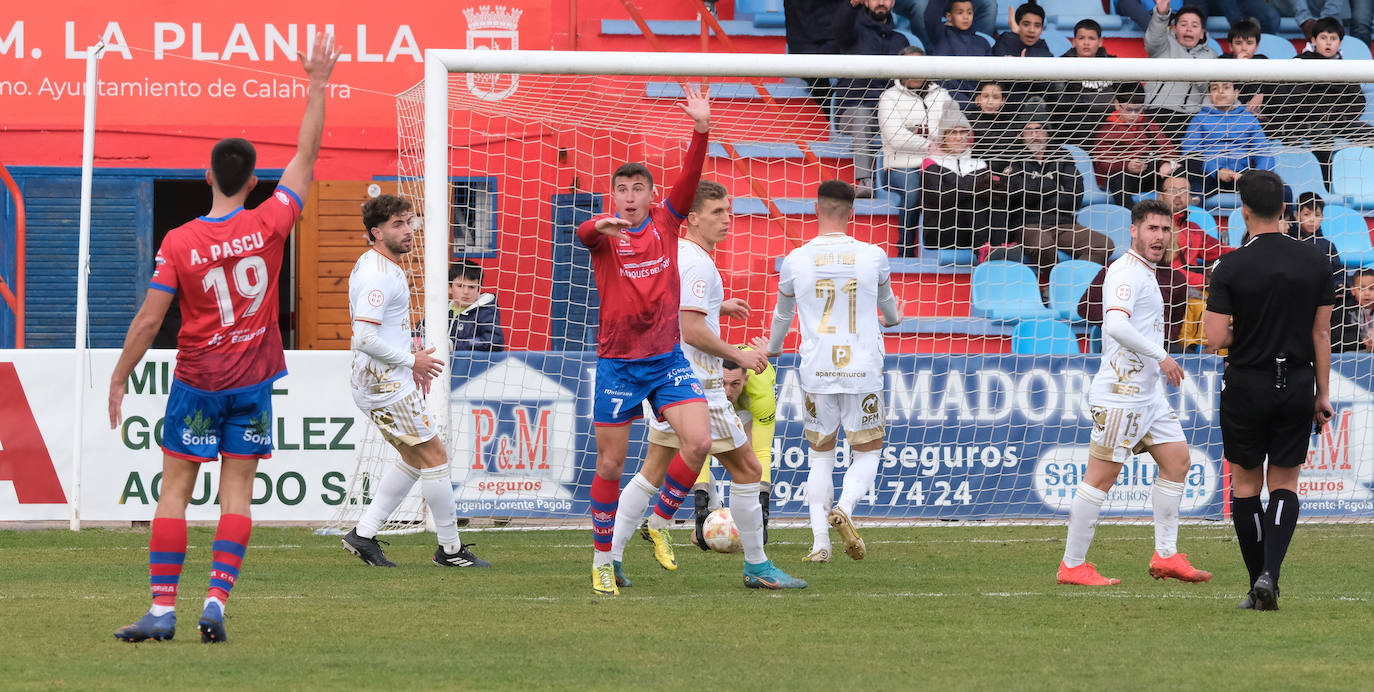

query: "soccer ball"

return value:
[702, 508, 742, 553]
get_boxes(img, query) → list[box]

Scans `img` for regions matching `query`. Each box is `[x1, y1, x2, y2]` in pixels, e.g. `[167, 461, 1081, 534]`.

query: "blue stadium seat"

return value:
[1227, 207, 1247, 246]
[1187, 206, 1220, 241]
[1062, 144, 1111, 206]
[1330, 147, 1374, 210]
[1323, 211, 1374, 268]
[1207, 36, 1224, 56]
[1075, 203, 1132, 260]
[1258, 34, 1298, 61]
[971, 261, 1054, 323]
[1203, 192, 1240, 214]
[1344, 36, 1373, 61]
[1048, 259, 1103, 322]
[1011, 318, 1081, 354]
[1045, 0, 1117, 29]
[1274, 148, 1334, 202]
[1042, 32, 1071, 57]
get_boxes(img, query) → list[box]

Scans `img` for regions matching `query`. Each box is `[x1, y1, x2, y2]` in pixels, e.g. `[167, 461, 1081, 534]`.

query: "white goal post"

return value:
[327, 48, 1374, 534]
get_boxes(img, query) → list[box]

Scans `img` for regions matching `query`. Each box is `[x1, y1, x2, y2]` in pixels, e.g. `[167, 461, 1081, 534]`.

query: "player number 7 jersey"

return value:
[779, 234, 890, 394]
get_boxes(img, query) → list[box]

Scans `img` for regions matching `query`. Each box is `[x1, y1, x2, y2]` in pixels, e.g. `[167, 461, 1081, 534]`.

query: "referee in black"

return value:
[1204, 169, 1336, 612]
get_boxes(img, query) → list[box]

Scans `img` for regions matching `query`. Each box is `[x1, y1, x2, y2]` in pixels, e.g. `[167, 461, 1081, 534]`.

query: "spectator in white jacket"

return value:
[879, 45, 956, 256]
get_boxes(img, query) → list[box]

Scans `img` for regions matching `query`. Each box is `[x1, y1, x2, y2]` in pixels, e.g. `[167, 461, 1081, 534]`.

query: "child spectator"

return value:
[1342, 269, 1374, 352]
[1001, 115, 1114, 277]
[920, 107, 1007, 252]
[924, 0, 992, 105]
[1289, 192, 1345, 278]
[445, 261, 506, 352]
[992, 2, 1053, 111]
[1181, 81, 1277, 198]
[878, 45, 956, 256]
[1092, 82, 1181, 207]
[1144, 1, 1217, 141]
[1051, 19, 1117, 147]
[1218, 18, 1270, 118]
[833, 0, 910, 198]
[969, 81, 1020, 171]
[1272, 17, 1374, 182]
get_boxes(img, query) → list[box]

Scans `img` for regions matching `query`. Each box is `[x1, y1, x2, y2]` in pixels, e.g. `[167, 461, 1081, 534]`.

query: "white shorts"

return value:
[360, 388, 436, 448]
[646, 386, 748, 454]
[1088, 398, 1185, 463]
[802, 391, 885, 447]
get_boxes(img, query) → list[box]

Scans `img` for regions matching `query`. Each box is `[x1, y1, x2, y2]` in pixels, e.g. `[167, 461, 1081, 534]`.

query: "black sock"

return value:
[1263, 489, 1300, 585]
[759, 490, 771, 544]
[1231, 494, 1265, 587]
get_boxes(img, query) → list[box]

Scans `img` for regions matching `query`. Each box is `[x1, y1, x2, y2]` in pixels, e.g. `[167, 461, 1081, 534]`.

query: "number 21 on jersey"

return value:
[202, 256, 269, 327]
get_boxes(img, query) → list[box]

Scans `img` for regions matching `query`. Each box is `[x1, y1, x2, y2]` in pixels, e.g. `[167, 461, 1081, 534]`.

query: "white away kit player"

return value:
[1057, 198, 1210, 586]
[340, 193, 490, 569]
[767, 180, 902, 563]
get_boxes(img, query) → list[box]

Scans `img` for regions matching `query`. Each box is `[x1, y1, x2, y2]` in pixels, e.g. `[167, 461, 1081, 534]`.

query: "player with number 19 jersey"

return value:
[150, 187, 301, 391]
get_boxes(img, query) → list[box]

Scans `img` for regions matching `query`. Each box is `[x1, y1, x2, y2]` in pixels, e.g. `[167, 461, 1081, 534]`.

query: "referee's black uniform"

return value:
[1207, 224, 1335, 610]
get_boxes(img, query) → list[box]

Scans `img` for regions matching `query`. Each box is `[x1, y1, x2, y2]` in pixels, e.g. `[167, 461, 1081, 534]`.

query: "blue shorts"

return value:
[162, 379, 275, 462]
[593, 346, 706, 426]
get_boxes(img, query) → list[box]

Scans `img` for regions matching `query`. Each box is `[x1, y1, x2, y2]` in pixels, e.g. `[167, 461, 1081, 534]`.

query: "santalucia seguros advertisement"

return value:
[447, 353, 1374, 520]
[0, 349, 365, 521]
[4, 351, 1372, 522]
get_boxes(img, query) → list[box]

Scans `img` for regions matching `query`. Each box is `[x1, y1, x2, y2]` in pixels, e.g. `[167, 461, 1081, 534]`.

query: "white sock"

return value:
[355, 459, 421, 539]
[646, 511, 671, 531]
[807, 447, 837, 548]
[1152, 477, 1185, 558]
[705, 475, 723, 511]
[611, 474, 656, 562]
[731, 482, 767, 564]
[1062, 483, 1107, 568]
[203, 596, 224, 614]
[838, 448, 881, 517]
[420, 464, 460, 553]
[148, 603, 174, 616]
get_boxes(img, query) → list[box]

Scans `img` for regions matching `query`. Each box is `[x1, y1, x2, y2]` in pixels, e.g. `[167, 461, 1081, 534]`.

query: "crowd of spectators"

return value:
[781, 0, 1374, 351]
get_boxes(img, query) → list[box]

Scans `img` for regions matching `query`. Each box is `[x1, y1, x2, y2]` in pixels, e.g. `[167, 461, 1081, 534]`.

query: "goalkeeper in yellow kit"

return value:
[690, 347, 778, 548]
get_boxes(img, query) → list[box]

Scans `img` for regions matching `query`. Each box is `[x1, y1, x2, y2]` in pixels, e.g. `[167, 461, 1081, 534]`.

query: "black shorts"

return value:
[1219, 366, 1316, 470]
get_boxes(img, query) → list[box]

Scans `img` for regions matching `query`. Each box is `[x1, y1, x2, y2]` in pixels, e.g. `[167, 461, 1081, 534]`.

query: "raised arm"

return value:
[665, 85, 711, 219]
[277, 32, 341, 199]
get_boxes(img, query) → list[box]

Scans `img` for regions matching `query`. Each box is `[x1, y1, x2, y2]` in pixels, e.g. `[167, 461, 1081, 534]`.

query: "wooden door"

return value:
[295, 180, 397, 349]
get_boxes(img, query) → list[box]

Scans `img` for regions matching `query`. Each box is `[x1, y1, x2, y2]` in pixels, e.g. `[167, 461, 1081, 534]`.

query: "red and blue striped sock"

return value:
[590, 474, 619, 558]
[206, 513, 252, 606]
[653, 454, 697, 521]
[149, 517, 187, 610]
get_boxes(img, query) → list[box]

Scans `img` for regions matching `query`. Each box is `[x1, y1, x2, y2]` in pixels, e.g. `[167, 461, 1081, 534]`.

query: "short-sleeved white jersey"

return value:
[678, 238, 725, 384]
[1090, 250, 1167, 408]
[348, 249, 416, 409]
[779, 234, 891, 394]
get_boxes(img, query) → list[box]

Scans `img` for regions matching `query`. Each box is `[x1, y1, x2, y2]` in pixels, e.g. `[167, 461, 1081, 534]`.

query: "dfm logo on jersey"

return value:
[450, 357, 578, 510]
[1032, 445, 1219, 514]
[464, 5, 522, 101]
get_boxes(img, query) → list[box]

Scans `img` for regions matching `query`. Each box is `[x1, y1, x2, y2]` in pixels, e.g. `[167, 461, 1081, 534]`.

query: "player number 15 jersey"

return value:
[779, 234, 891, 394]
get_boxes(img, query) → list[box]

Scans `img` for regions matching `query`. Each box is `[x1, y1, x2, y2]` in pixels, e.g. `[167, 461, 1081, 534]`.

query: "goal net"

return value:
[329, 50, 1374, 533]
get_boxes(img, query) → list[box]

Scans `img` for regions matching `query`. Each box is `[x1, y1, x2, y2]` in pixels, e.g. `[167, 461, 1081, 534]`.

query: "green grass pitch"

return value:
[2, 524, 1371, 690]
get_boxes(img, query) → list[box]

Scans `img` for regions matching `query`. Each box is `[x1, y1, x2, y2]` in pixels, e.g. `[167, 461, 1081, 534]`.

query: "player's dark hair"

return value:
[1313, 16, 1345, 40]
[1172, 5, 1205, 26]
[210, 137, 256, 197]
[362, 193, 412, 243]
[1227, 18, 1261, 43]
[721, 359, 743, 371]
[612, 162, 654, 189]
[1115, 81, 1146, 105]
[1297, 191, 1326, 212]
[690, 180, 729, 213]
[1131, 199, 1172, 226]
[817, 179, 856, 220]
[1238, 170, 1286, 219]
[1014, 2, 1044, 24]
[449, 260, 483, 284]
[1073, 19, 1102, 37]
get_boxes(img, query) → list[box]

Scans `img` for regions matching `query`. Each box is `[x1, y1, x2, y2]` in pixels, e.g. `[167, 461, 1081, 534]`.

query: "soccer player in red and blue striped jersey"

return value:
[106, 33, 339, 643]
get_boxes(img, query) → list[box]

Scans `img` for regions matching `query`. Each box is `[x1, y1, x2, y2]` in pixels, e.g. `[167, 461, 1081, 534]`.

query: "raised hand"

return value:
[721, 297, 751, 321]
[1155, 0, 1171, 16]
[299, 31, 341, 84]
[749, 335, 777, 358]
[678, 83, 712, 133]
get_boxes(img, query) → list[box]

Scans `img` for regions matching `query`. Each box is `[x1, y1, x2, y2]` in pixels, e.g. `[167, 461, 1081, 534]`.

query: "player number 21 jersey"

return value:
[779, 234, 891, 394]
